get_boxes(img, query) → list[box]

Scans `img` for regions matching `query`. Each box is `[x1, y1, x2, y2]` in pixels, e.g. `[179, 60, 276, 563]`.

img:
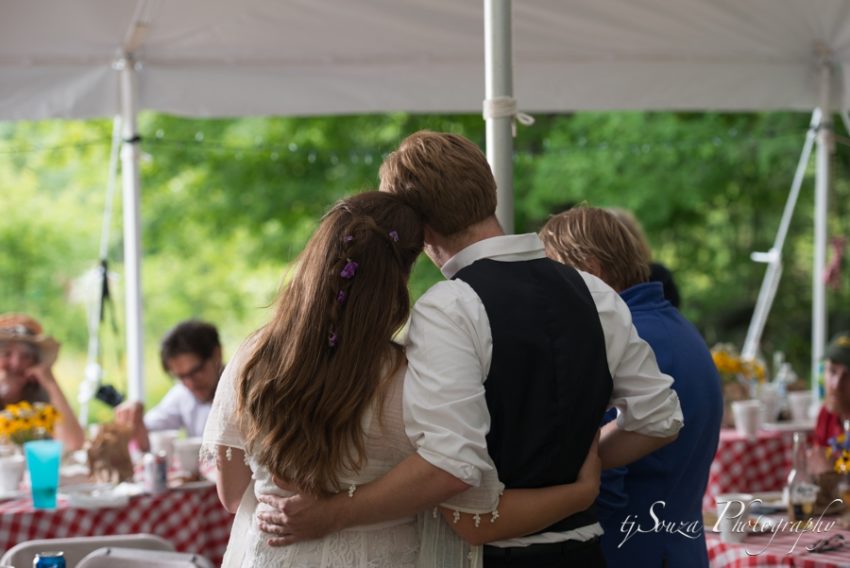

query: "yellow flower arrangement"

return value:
[711, 343, 767, 384]
[826, 433, 850, 475]
[0, 401, 60, 446]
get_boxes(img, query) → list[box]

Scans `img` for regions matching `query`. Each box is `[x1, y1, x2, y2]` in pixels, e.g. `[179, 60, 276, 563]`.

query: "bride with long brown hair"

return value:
[203, 191, 600, 567]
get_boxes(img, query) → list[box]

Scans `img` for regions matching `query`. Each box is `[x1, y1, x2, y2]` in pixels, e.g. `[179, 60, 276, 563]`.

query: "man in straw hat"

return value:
[0, 313, 86, 451]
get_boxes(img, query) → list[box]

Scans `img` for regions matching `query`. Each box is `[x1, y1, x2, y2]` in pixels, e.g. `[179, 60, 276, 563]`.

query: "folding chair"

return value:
[0, 533, 174, 567]
[77, 547, 214, 567]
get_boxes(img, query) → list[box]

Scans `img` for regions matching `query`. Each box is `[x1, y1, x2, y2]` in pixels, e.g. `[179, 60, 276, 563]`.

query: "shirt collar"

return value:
[441, 233, 547, 279]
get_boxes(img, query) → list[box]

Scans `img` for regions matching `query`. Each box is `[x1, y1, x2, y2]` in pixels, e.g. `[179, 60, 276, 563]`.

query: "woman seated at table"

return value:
[203, 191, 602, 567]
[0, 313, 86, 451]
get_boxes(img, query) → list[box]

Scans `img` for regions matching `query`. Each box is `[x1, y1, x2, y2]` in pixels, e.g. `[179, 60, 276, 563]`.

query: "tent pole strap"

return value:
[484, 0, 514, 234]
[119, 56, 145, 404]
[78, 115, 123, 425]
[812, 62, 832, 397]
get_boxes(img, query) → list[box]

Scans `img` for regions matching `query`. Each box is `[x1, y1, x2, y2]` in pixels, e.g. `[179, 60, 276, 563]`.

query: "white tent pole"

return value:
[812, 62, 832, 396]
[741, 109, 819, 361]
[484, 0, 514, 234]
[119, 56, 145, 404]
[774, 109, 821, 262]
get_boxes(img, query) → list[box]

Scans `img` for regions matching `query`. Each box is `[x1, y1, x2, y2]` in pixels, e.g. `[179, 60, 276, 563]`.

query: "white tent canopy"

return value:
[4, 0, 850, 119]
[2, 0, 847, 410]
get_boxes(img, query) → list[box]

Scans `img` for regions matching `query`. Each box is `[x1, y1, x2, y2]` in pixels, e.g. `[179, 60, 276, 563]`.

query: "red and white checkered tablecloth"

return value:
[704, 429, 795, 511]
[0, 483, 232, 566]
[707, 528, 850, 567]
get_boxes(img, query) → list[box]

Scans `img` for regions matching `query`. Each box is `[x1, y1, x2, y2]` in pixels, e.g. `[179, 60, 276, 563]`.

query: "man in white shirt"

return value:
[116, 320, 223, 451]
[258, 132, 682, 566]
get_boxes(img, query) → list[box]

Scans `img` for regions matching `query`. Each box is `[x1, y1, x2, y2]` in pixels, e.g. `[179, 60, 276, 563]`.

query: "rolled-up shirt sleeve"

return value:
[403, 280, 496, 487]
[581, 272, 684, 437]
[143, 386, 186, 432]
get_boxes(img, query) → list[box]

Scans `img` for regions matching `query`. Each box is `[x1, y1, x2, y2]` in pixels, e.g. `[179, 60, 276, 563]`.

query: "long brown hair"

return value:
[237, 191, 424, 496]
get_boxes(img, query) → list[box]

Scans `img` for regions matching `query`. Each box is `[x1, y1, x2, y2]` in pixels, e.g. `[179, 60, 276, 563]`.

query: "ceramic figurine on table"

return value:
[86, 422, 134, 483]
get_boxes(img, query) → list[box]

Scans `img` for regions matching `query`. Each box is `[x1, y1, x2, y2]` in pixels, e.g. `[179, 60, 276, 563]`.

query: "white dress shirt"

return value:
[403, 233, 683, 546]
[144, 383, 212, 438]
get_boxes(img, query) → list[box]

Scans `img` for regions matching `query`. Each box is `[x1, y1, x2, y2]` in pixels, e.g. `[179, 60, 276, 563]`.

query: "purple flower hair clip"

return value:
[328, 331, 338, 348]
[343, 235, 353, 243]
[340, 259, 359, 279]
[337, 290, 346, 304]
[388, 230, 399, 242]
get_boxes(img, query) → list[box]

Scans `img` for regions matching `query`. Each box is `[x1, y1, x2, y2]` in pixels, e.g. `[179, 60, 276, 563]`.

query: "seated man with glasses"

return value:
[116, 320, 224, 452]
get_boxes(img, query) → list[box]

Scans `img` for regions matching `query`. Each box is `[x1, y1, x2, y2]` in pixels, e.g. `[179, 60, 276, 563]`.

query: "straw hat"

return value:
[0, 313, 60, 367]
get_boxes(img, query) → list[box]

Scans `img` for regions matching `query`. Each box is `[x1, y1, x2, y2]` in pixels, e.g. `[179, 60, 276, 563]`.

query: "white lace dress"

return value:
[202, 341, 503, 568]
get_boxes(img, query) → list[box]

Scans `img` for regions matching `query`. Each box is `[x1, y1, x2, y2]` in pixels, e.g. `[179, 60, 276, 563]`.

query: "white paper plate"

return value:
[761, 420, 815, 433]
[115, 481, 145, 497]
[60, 483, 129, 509]
[749, 491, 785, 514]
[169, 479, 214, 491]
[0, 489, 25, 501]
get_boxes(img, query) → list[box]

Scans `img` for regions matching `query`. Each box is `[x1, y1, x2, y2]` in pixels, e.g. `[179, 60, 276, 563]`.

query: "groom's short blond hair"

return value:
[379, 131, 497, 236]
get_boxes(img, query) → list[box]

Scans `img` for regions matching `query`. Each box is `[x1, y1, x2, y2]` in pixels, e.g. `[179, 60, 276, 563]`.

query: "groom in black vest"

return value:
[259, 131, 682, 567]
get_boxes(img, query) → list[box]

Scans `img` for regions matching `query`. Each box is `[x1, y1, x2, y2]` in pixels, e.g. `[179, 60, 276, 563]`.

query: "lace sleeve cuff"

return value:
[200, 441, 249, 471]
[438, 505, 502, 527]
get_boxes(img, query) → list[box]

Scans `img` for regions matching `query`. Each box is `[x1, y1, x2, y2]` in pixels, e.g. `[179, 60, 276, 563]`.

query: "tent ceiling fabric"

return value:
[3, 0, 850, 120]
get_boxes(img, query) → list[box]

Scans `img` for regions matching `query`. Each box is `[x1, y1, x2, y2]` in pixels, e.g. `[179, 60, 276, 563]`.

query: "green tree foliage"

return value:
[1, 112, 849, 422]
[520, 112, 850, 366]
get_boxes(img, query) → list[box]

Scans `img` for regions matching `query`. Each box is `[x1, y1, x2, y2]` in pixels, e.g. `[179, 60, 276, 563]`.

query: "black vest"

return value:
[454, 258, 613, 533]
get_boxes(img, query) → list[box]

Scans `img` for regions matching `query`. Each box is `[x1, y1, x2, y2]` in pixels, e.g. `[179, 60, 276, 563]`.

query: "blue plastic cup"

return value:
[23, 439, 62, 509]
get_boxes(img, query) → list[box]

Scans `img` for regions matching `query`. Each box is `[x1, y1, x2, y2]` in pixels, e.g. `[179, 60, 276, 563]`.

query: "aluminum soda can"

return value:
[33, 551, 66, 567]
[143, 451, 169, 494]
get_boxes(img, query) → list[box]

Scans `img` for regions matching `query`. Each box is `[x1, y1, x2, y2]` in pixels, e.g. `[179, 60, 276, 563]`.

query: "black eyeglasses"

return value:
[171, 358, 209, 383]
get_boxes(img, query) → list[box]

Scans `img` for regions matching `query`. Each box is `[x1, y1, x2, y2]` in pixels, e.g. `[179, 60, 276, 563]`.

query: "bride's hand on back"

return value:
[256, 485, 349, 546]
